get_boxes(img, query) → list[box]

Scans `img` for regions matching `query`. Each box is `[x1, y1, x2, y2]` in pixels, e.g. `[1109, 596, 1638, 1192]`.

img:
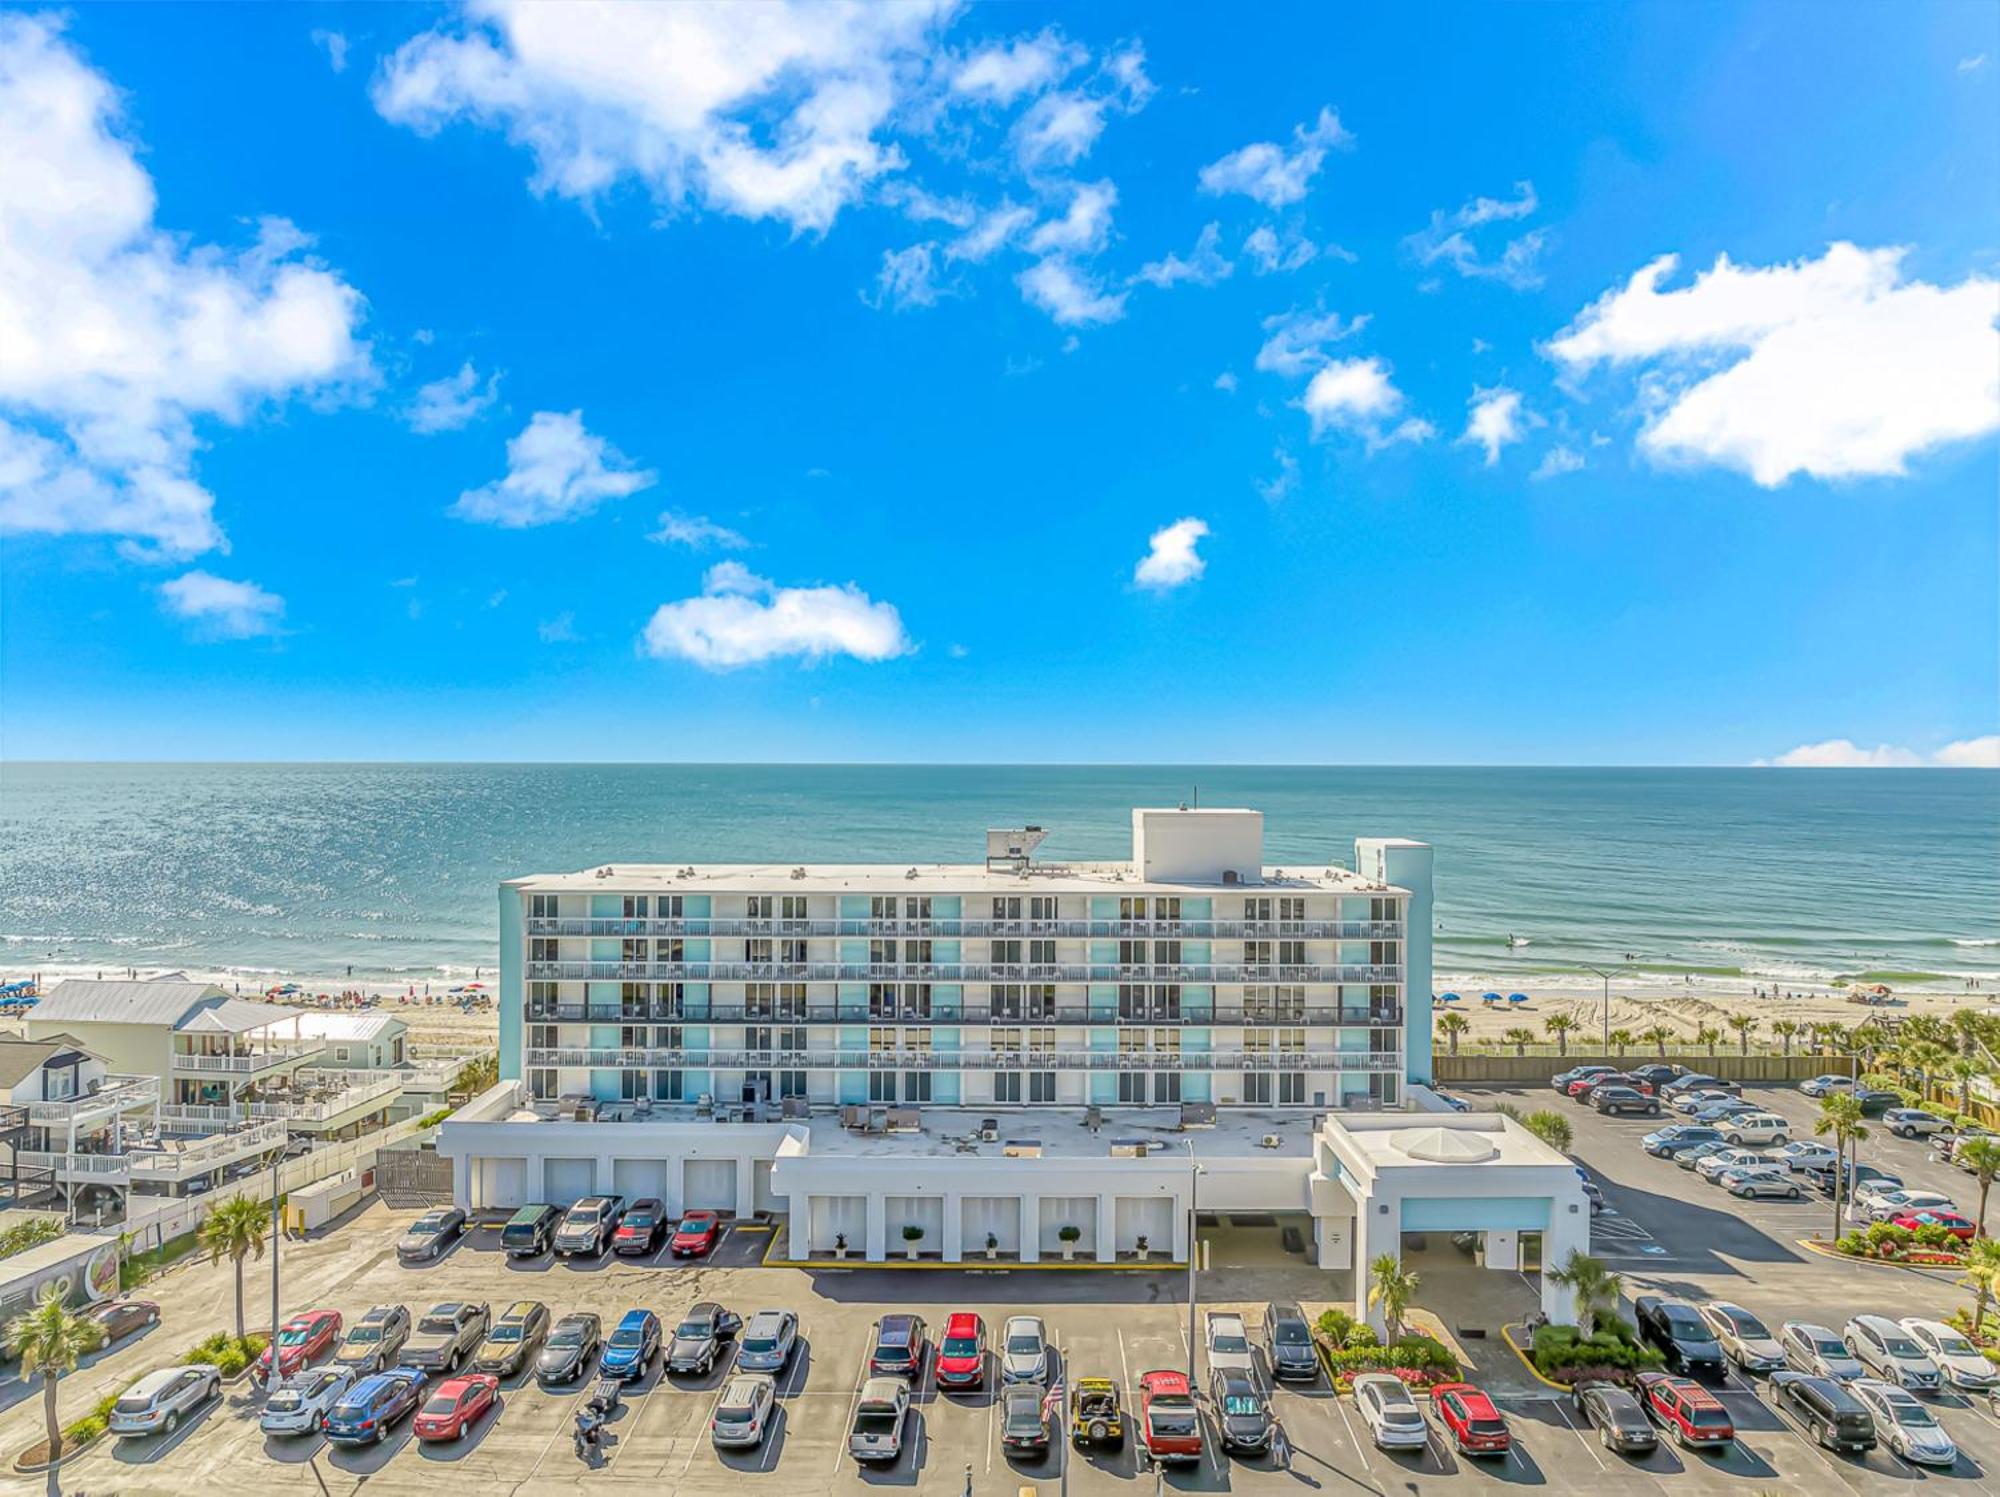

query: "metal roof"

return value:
[32, 980, 297, 1034]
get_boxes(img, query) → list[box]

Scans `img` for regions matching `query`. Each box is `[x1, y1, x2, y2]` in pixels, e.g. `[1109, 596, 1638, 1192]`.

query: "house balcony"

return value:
[13, 1149, 133, 1186]
[23, 1075, 161, 1128]
[156, 1071, 402, 1134]
[170, 1040, 326, 1078]
[128, 1120, 290, 1184]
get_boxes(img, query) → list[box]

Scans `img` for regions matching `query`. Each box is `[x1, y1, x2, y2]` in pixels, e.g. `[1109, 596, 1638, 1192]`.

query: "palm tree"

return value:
[1962, 1236, 2000, 1343]
[1815, 1093, 1868, 1243]
[1502, 1027, 1535, 1058]
[1436, 1012, 1470, 1057]
[1771, 1019, 1800, 1057]
[1727, 1014, 1760, 1055]
[1949, 1057, 1981, 1116]
[200, 1194, 269, 1342]
[457, 1051, 500, 1093]
[1695, 1024, 1722, 1058]
[1547, 1249, 1623, 1335]
[1957, 1137, 2000, 1239]
[1902, 1041, 1951, 1105]
[1953, 1007, 1985, 1056]
[1521, 1109, 1574, 1153]
[1368, 1254, 1418, 1340]
[4, 1287, 97, 1461]
[1902, 1014, 1954, 1049]
[1607, 1028, 1635, 1059]
[1543, 1014, 1577, 1057]
[1642, 1024, 1674, 1058]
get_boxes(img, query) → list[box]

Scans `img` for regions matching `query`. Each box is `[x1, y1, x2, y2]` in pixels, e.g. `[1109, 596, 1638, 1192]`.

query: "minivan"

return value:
[1769, 1372, 1876, 1453]
[501, 1203, 561, 1258]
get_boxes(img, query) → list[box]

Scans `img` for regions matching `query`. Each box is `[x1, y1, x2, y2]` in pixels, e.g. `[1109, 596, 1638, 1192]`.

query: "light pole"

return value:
[1581, 966, 1612, 1058]
[1183, 1139, 1202, 1381]
[268, 1138, 284, 1388]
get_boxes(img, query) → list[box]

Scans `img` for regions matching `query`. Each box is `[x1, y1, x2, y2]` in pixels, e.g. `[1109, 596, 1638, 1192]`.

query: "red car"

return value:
[1432, 1382, 1511, 1456]
[1892, 1210, 1976, 1240]
[259, 1308, 343, 1381]
[612, 1197, 667, 1256]
[1138, 1370, 1203, 1466]
[935, 1312, 986, 1390]
[1635, 1372, 1734, 1448]
[1569, 1073, 1651, 1101]
[671, 1210, 722, 1257]
[412, 1373, 498, 1442]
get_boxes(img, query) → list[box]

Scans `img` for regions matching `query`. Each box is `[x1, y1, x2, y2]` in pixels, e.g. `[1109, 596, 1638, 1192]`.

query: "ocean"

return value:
[1, 763, 1995, 995]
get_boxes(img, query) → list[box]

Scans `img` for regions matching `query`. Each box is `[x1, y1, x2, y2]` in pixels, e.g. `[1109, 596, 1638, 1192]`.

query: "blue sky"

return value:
[1, 0, 1996, 766]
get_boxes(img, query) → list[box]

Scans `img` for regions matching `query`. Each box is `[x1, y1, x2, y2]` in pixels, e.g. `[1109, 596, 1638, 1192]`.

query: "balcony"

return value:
[522, 1046, 1401, 1074]
[526, 917, 1405, 940]
[524, 960, 1401, 985]
[170, 1040, 326, 1077]
[156, 1071, 402, 1133]
[129, 1120, 290, 1183]
[14, 1149, 133, 1185]
[24, 1075, 161, 1128]
[529, 1001, 1404, 1027]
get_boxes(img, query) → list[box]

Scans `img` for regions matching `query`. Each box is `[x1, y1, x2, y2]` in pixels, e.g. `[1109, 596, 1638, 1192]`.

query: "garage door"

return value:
[544, 1157, 596, 1204]
[477, 1157, 527, 1210]
[752, 1160, 781, 1215]
[612, 1158, 673, 1204]
[683, 1158, 738, 1213]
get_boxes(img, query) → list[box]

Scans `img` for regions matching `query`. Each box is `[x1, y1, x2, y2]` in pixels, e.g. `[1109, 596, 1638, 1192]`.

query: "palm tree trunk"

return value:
[1979, 1176, 1992, 1240]
[1831, 1133, 1845, 1242]
[1976, 1280, 1992, 1342]
[233, 1253, 246, 1342]
[43, 1370, 61, 1460]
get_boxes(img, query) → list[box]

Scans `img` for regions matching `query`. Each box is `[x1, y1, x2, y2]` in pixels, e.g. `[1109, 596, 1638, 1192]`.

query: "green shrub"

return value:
[1530, 1321, 1664, 1382]
[0, 1217, 64, 1263]
[1315, 1307, 1356, 1344]
[1342, 1323, 1381, 1350]
[417, 1107, 454, 1129]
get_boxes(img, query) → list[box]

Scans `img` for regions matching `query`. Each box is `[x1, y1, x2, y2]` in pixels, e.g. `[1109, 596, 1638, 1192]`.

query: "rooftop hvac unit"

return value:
[979, 1118, 999, 1142]
[985, 826, 1048, 872]
[1003, 1139, 1043, 1158]
[1178, 1101, 1217, 1130]
[1109, 1138, 1151, 1158]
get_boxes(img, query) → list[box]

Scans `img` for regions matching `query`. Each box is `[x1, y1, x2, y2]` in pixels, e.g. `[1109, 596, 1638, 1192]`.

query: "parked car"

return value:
[1855, 1176, 1920, 1212]
[1781, 1321, 1865, 1381]
[396, 1207, 468, 1264]
[612, 1197, 668, 1255]
[1204, 1311, 1256, 1373]
[1719, 1112, 1791, 1145]
[1353, 1371, 1429, 1450]
[710, 1373, 777, 1448]
[412, 1373, 498, 1442]
[1137, 1369, 1203, 1466]
[1853, 1089, 1902, 1117]
[1629, 1063, 1690, 1089]
[499, 1202, 560, 1258]
[936, 1312, 987, 1390]
[1843, 1315, 1941, 1392]
[1805, 1162, 1900, 1199]
[474, 1300, 550, 1377]
[670, 1209, 722, 1258]
[868, 1313, 927, 1379]
[403, 1301, 490, 1375]
[1553, 1064, 1618, 1093]
[323, 1367, 426, 1446]
[1636, 1371, 1733, 1448]
[1943, 1128, 2000, 1167]
[260, 1365, 354, 1436]
[1570, 1072, 1650, 1102]
[1643, 1124, 1724, 1157]
[1662, 1074, 1740, 1099]
[667, 1303, 739, 1375]
[335, 1304, 411, 1376]
[1634, 1296, 1726, 1378]
[1890, 1209, 1976, 1240]
[82, 1298, 159, 1352]
[1000, 1315, 1049, 1384]
[1699, 1302, 1786, 1372]
[1768, 1371, 1877, 1453]
[1696, 1147, 1776, 1182]
[1573, 1379, 1656, 1454]
[1067, 1377, 1125, 1448]
[1432, 1382, 1511, 1456]
[1674, 1141, 1734, 1171]
[1262, 1301, 1318, 1382]
[734, 1309, 800, 1374]
[1801, 1074, 1857, 1097]
[109, 1364, 220, 1439]
[1775, 1140, 1838, 1173]
[1884, 1108, 1949, 1139]
[1864, 1189, 1958, 1223]
[847, 1376, 909, 1463]
[1673, 1089, 1740, 1116]
[553, 1195, 625, 1257]
[1592, 1085, 1660, 1117]
[1209, 1367, 1273, 1454]
[1000, 1381, 1054, 1458]
[535, 1312, 601, 1385]
[1721, 1166, 1805, 1200]
[259, 1308, 344, 1383]
[605, 1308, 665, 1379]
[1849, 1378, 1955, 1465]
[1902, 1317, 1998, 1391]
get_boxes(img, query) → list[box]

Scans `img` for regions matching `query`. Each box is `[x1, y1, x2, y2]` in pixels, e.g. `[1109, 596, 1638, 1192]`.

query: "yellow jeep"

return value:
[1068, 1377, 1124, 1448]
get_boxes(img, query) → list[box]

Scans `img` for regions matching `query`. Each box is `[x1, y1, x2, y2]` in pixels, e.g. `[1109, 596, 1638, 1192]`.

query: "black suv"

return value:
[1592, 1085, 1660, 1117]
[1628, 1063, 1689, 1090]
[1634, 1296, 1726, 1379]
[1768, 1372, 1876, 1453]
[1262, 1302, 1318, 1382]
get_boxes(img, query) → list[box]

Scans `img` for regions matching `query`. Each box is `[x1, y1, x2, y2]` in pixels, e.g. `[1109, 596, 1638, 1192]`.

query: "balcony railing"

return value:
[24, 1076, 161, 1125]
[527, 917, 1404, 940]
[525, 960, 1400, 985]
[528, 1002, 1404, 1027]
[157, 1073, 402, 1130]
[170, 1043, 326, 1075]
[15, 1150, 133, 1183]
[523, 1046, 1401, 1074]
[129, 1120, 290, 1181]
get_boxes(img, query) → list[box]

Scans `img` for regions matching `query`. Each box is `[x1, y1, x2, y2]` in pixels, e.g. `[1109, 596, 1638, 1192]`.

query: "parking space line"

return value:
[1552, 1395, 1606, 1472]
[1331, 1390, 1369, 1472]
[829, 1329, 873, 1477]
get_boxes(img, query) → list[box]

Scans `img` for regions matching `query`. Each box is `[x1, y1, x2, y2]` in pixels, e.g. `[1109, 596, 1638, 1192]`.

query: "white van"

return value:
[1720, 1112, 1791, 1146]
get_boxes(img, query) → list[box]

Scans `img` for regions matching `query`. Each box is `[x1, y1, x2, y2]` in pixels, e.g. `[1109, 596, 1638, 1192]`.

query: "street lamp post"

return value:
[1183, 1139, 1202, 1381]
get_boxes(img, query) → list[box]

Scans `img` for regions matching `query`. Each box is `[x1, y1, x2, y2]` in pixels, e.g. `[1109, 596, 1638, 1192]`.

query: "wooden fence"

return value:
[1433, 1052, 1859, 1087]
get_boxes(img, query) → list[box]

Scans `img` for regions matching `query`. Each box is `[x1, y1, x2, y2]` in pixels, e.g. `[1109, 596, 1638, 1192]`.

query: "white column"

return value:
[942, 1193, 963, 1261]
[1018, 1195, 1040, 1262]
[737, 1156, 756, 1217]
[1541, 1193, 1590, 1323]
[1353, 1193, 1393, 1331]
[1095, 1195, 1117, 1262]
[864, 1194, 886, 1262]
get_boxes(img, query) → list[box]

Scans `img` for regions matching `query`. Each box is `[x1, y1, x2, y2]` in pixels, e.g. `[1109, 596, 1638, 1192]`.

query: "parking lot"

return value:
[25, 1085, 2000, 1495]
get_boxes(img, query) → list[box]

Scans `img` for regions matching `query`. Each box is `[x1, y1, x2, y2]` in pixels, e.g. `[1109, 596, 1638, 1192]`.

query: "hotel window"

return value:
[870, 896, 897, 921]
[654, 938, 684, 963]
[747, 1027, 773, 1054]
[622, 895, 649, 919]
[528, 1024, 558, 1052]
[906, 939, 933, 964]
[1279, 1028, 1306, 1055]
[1154, 1071, 1182, 1102]
[1274, 985, 1306, 1021]
[654, 1070, 686, 1102]
[869, 1072, 897, 1102]
[869, 1029, 895, 1055]
[746, 983, 775, 1018]
[654, 1026, 684, 1052]
[990, 985, 1021, 1019]
[906, 1028, 933, 1055]
[991, 1028, 1022, 1055]
[1118, 896, 1147, 922]
[747, 895, 773, 918]
[779, 1070, 806, 1098]
[619, 1025, 648, 1049]
[1244, 940, 1273, 968]
[529, 1068, 557, 1100]
[1278, 940, 1306, 966]
[1028, 1071, 1056, 1103]
[992, 939, 1023, 965]
[529, 938, 559, 963]
[904, 1072, 933, 1102]
[1117, 939, 1147, 966]
[869, 939, 899, 965]
[1118, 1073, 1149, 1104]
[1153, 939, 1182, 965]
[994, 1072, 1021, 1102]
[1279, 896, 1305, 922]
[1028, 1028, 1055, 1055]
[746, 939, 773, 963]
[1369, 940, 1400, 966]
[992, 896, 1021, 920]
[527, 982, 558, 1019]
[779, 983, 806, 1018]
[657, 983, 685, 1019]
[1245, 1029, 1274, 1057]
[620, 1069, 647, 1100]
[1027, 939, 1056, 965]
[1154, 1029, 1181, 1059]
[1119, 1029, 1147, 1055]
[1029, 896, 1058, 922]
[1243, 896, 1271, 921]
[902, 984, 933, 1020]
[905, 896, 931, 920]
[530, 894, 558, 919]
[622, 938, 648, 962]
[1242, 1072, 1273, 1104]
[776, 938, 805, 963]
[1370, 896, 1397, 923]
[1278, 1072, 1307, 1105]
[781, 894, 809, 921]
[780, 1027, 807, 1055]
[1026, 985, 1056, 1019]
[1156, 897, 1181, 921]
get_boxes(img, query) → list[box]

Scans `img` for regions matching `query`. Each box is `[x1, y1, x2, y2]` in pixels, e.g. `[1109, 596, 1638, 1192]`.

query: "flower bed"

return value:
[12, 1332, 266, 1471]
[1311, 1308, 1459, 1392]
[1527, 1318, 1663, 1387]
[1836, 1222, 1968, 1264]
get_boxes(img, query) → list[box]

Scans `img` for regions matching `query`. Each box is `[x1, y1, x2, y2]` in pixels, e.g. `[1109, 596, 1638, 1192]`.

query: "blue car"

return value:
[323, 1366, 426, 1445]
[601, 1310, 661, 1381]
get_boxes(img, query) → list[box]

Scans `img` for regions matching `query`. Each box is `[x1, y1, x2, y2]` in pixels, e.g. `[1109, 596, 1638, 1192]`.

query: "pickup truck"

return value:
[403, 1301, 491, 1375]
[848, 1377, 909, 1464]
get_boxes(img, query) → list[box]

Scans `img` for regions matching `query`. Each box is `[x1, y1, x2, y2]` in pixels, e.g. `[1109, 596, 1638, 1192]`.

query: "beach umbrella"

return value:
[1439, 992, 1463, 1004]
[1481, 991, 1502, 1005]
[1507, 992, 1530, 1005]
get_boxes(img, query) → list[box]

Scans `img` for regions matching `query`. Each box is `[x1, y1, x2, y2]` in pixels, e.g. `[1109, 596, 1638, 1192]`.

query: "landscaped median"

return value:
[1499, 1317, 1664, 1392]
[1310, 1307, 1460, 1394]
[1829, 1219, 1974, 1267]
[11, 1331, 267, 1474]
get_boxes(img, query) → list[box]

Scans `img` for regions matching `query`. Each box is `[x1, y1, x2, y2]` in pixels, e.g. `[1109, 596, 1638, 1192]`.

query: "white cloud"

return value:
[1134, 516, 1208, 589]
[374, 0, 954, 234]
[451, 410, 656, 526]
[1764, 737, 2000, 768]
[1406, 181, 1547, 289]
[1024, 180, 1116, 256]
[951, 28, 1083, 104]
[1530, 445, 1585, 481]
[1197, 107, 1350, 208]
[408, 361, 500, 433]
[1254, 307, 1368, 378]
[640, 561, 910, 668]
[649, 509, 748, 549]
[1011, 90, 1108, 170]
[1547, 243, 2000, 486]
[1242, 224, 1317, 275]
[311, 28, 349, 73]
[864, 242, 943, 310]
[538, 611, 578, 643]
[158, 570, 285, 639]
[1460, 386, 1532, 466]
[1135, 222, 1232, 289]
[1017, 258, 1126, 327]
[1959, 53, 1988, 73]
[1301, 358, 1433, 448]
[0, 14, 370, 561]
[1256, 445, 1298, 502]
[945, 201, 1034, 263]
[1213, 371, 1238, 393]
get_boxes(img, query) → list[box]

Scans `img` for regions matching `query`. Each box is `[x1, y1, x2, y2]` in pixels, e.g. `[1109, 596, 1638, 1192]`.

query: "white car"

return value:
[1801, 1075, 1856, 1098]
[710, 1373, 776, 1448]
[108, 1365, 221, 1438]
[1204, 1312, 1256, 1374]
[1850, 1379, 1957, 1465]
[1775, 1140, 1838, 1173]
[1719, 1166, 1804, 1200]
[1718, 1113, 1791, 1146]
[999, 1316, 1048, 1385]
[1352, 1371, 1430, 1450]
[1854, 1178, 1917, 1213]
[1901, 1319, 1998, 1391]
[1697, 1147, 1775, 1182]
[260, 1365, 355, 1436]
[1700, 1302, 1787, 1372]
[1780, 1321, 1865, 1382]
[1673, 1089, 1737, 1115]
[1844, 1315, 1941, 1392]
[1864, 1189, 1958, 1224]
[1884, 1109, 1949, 1139]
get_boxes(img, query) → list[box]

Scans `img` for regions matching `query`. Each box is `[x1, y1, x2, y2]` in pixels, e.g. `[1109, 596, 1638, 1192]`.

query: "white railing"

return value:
[15, 1150, 132, 1182]
[157, 1073, 404, 1130]
[170, 1044, 326, 1074]
[25, 1075, 160, 1124]
[128, 1120, 290, 1181]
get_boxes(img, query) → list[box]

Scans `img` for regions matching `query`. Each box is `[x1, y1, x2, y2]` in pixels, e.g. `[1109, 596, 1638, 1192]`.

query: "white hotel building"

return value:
[444, 807, 1587, 1325]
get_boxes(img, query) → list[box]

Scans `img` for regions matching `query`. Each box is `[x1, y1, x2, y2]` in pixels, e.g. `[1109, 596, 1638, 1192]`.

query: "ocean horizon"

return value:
[2, 762, 1995, 994]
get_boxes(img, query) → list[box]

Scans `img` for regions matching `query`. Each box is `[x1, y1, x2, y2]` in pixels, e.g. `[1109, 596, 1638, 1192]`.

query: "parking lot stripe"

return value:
[1551, 1395, 1606, 1472]
[1331, 1390, 1369, 1472]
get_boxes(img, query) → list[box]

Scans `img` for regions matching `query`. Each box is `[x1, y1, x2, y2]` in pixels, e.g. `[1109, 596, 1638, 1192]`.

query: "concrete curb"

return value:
[1501, 1323, 1575, 1392]
[1796, 1238, 1964, 1275]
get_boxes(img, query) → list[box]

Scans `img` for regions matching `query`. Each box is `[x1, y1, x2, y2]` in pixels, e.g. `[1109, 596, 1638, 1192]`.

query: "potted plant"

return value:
[1058, 1224, 1082, 1261]
[901, 1223, 925, 1260]
[985, 1231, 999, 1261]
[1134, 1233, 1150, 1260]
[833, 1231, 848, 1261]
